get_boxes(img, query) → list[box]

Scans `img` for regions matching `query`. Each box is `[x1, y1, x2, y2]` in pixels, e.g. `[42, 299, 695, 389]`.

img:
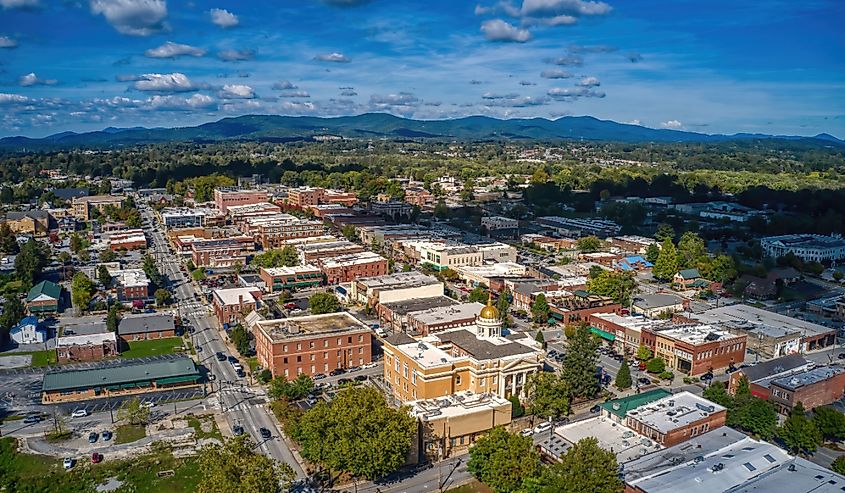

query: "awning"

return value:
[547, 318, 557, 325]
[156, 375, 200, 385]
[120, 383, 136, 389]
[590, 327, 616, 341]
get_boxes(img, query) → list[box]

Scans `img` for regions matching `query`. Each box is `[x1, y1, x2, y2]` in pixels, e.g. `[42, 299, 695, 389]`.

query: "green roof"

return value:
[589, 326, 616, 341]
[42, 356, 199, 392]
[26, 280, 62, 303]
[573, 289, 590, 298]
[677, 268, 701, 280]
[600, 388, 672, 419]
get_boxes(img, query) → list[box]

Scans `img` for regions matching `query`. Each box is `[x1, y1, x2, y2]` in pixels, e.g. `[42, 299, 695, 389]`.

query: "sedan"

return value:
[101, 430, 112, 441]
[71, 409, 88, 418]
[638, 377, 652, 385]
[259, 427, 272, 440]
[215, 352, 226, 361]
[589, 405, 601, 413]
[23, 415, 41, 424]
[63, 458, 75, 470]
[233, 425, 244, 436]
[354, 375, 368, 382]
[329, 368, 345, 377]
[338, 378, 351, 385]
[312, 373, 326, 381]
[91, 453, 103, 464]
[88, 432, 99, 443]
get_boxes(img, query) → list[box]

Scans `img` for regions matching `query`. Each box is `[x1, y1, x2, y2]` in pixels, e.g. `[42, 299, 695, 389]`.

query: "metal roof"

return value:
[26, 280, 62, 302]
[117, 313, 175, 335]
[42, 356, 199, 392]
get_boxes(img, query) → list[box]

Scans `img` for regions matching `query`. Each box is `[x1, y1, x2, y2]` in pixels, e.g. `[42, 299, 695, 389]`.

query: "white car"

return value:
[71, 409, 88, 418]
[519, 428, 534, 437]
[361, 362, 379, 369]
[533, 421, 553, 434]
[63, 458, 74, 469]
[141, 401, 155, 408]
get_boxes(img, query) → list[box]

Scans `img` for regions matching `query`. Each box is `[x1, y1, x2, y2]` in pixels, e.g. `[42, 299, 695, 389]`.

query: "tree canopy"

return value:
[586, 270, 637, 305]
[561, 323, 599, 399]
[308, 292, 340, 315]
[526, 437, 623, 493]
[525, 372, 570, 419]
[652, 238, 679, 281]
[251, 245, 299, 268]
[196, 436, 295, 493]
[467, 426, 540, 493]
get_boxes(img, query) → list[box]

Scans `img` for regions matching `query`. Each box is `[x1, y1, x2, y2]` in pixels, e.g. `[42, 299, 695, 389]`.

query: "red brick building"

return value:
[642, 323, 746, 376]
[212, 287, 261, 326]
[625, 391, 727, 447]
[766, 365, 845, 415]
[299, 240, 365, 263]
[56, 333, 119, 363]
[404, 187, 434, 208]
[190, 237, 255, 268]
[318, 251, 388, 284]
[213, 188, 268, 213]
[287, 187, 324, 208]
[250, 312, 373, 379]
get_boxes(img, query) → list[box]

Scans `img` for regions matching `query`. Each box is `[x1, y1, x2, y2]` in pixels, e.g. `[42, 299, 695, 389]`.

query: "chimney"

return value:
[239, 295, 244, 309]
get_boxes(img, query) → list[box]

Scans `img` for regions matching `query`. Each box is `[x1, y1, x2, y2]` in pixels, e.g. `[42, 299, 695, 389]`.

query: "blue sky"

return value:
[0, 0, 843, 138]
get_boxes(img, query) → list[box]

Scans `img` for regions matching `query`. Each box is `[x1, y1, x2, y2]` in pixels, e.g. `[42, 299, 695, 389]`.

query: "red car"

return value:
[284, 302, 297, 310]
[91, 453, 103, 464]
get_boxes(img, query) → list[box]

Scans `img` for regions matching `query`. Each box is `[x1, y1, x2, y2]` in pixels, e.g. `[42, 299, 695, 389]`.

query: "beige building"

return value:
[72, 195, 123, 220]
[382, 300, 543, 403]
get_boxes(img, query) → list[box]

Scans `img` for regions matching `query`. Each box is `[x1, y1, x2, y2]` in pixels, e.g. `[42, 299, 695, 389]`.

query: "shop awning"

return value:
[590, 327, 616, 341]
[156, 375, 200, 385]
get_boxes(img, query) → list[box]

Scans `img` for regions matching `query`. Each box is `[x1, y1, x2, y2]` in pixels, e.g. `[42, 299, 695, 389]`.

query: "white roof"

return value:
[557, 415, 661, 464]
[691, 304, 835, 338]
[261, 265, 320, 276]
[656, 324, 742, 345]
[213, 287, 257, 305]
[320, 251, 385, 269]
[628, 391, 725, 434]
[57, 332, 116, 347]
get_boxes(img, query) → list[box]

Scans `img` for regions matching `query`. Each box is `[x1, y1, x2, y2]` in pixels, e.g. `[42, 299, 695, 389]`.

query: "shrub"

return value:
[645, 357, 666, 374]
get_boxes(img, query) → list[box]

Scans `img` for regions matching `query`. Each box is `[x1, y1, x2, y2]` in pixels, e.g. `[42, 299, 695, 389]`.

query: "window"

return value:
[310, 354, 315, 361]
[323, 352, 328, 359]
[337, 338, 341, 346]
[296, 343, 302, 351]
[743, 463, 756, 472]
[479, 377, 486, 387]
[323, 340, 328, 347]
[283, 357, 288, 364]
[412, 369, 417, 385]
[324, 363, 329, 372]
[359, 335, 363, 342]
[296, 356, 302, 363]
[284, 368, 289, 377]
[763, 454, 776, 463]
[358, 347, 364, 354]
[283, 345, 288, 352]
[348, 336, 353, 344]
[403, 363, 409, 378]
[395, 358, 400, 372]
[456, 375, 461, 385]
[311, 365, 315, 373]
[309, 341, 315, 349]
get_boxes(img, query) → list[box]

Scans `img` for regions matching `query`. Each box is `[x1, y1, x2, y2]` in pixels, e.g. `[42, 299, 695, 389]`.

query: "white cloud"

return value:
[19, 72, 57, 86]
[147, 93, 216, 110]
[369, 92, 420, 107]
[314, 52, 350, 63]
[540, 69, 572, 79]
[340, 89, 357, 96]
[577, 76, 600, 87]
[219, 84, 255, 99]
[482, 92, 519, 99]
[660, 119, 683, 129]
[522, 14, 576, 26]
[547, 87, 605, 99]
[278, 90, 310, 98]
[144, 41, 205, 58]
[521, 0, 612, 17]
[89, 0, 168, 37]
[210, 8, 238, 28]
[0, 36, 18, 48]
[624, 119, 642, 126]
[0, 93, 30, 104]
[271, 80, 297, 90]
[0, 0, 39, 9]
[481, 19, 531, 43]
[548, 54, 583, 66]
[132, 73, 196, 92]
[217, 49, 256, 62]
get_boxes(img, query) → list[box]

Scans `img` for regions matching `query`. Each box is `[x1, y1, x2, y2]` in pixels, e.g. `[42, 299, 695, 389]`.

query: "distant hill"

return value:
[0, 113, 842, 150]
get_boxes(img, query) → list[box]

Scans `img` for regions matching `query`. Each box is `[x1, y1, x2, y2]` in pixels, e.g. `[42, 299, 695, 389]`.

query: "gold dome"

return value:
[479, 294, 499, 319]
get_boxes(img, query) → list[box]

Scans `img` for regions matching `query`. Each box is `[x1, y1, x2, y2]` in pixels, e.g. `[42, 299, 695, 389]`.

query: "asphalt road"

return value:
[140, 206, 306, 479]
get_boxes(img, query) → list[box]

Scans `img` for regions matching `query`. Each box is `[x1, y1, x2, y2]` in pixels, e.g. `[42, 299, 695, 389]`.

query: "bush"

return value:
[645, 357, 666, 374]
[509, 395, 524, 418]
[659, 371, 674, 380]
[683, 377, 694, 384]
[257, 369, 272, 383]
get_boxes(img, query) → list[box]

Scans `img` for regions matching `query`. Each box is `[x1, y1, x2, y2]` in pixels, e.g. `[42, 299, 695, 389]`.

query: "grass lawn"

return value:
[0, 437, 202, 493]
[121, 337, 184, 359]
[0, 350, 58, 367]
[114, 424, 147, 444]
[186, 415, 223, 441]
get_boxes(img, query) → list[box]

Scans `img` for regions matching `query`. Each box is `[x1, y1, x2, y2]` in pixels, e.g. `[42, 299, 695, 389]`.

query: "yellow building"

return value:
[382, 298, 543, 403]
[71, 195, 123, 220]
[4, 210, 51, 236]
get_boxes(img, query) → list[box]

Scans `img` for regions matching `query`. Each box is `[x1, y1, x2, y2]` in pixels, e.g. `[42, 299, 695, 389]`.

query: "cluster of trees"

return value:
[308, 292, 340, 315]
[142, 254, 166, 289]
[531, 293, 550, 323]
[586, 270, 637, 306]
[704, 378, 778, 439]
[229, 324, 251, 356]
[468, 427, 622, 493]
[14, 238, 50, 287]
[269, 374, 314, 401]
[652, 230, 737, 284]
[251, 245, 299, 268]
[196, 436, 295, 493]
[285, 386, 416, 481]
[71, 272, 94, 313]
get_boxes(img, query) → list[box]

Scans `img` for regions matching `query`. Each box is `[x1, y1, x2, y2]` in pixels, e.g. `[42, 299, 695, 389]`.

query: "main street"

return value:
[140, 205, 306, 479]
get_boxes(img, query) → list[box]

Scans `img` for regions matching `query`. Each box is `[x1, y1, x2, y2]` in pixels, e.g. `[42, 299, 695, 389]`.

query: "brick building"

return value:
[298, 240, 365, 263]
[107, 229, 147, 251]
[405, 302, 484, 335]
[727, 353, 811, 397]
[642, 323, 746, 376]
[109, 268, 151, 303]
[56, 332, 118, 363]
[3, 210, 51, 236]
[212, 287, 261, 326]
[376, 296, 461, 333]
[625, 391, 727, 447]
[71, 195, 123, 220]
[190, 237, 255, 268]
[319, 251, 389, 284]
[258, 265, 323, 292]
[250, 311, 372, 379]
[118, 313, 176, 341]
[240, 214, 325, 249]
[213, 188, 268, 213]
[404, 187, 434, 208]
[766, 365, 845, 415]
[286, 187, 324, 208]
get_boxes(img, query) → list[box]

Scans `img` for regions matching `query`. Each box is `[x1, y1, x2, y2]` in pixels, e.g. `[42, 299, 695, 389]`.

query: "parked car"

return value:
[306, 395, 318, 406]
[233, 425, 244, 436]
[141, 401, 155, 408]
[88, 432, 99, 443]
[215, 352, 226, 361]
[23, 414, 41, 424]
[91, 453, 103, 464]
[101, 430, 112, 441]
[227, 356, 238, 364]
[338, 378, 351, 385]
[71, 409, 88, 418]
[259, 427, 272, 440]
[236, 369, 245, 378]
[312, 373, 326, 380]
[589, 405, 601, 413]
[63, 458, 74, 470]
[638, 377, 652, 385]
[519, 428, 534, 437]
[329, 368, 345, 377]
[533, 421, 553, 434]
[354, 375, 368, 382]
[361, 362, 378, 369]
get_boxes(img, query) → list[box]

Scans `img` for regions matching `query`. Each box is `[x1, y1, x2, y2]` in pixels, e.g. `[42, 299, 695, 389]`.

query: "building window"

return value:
[324, 340, 329, 347]
[283, 345, 288, 352]
[412, 369, 417, 385]
[297, 356, 302, 363]
[480, 377, 486, 387]
[403, 363, 409, 378]
[456, 375, 461, 385]
[309, 341, 315, 349]
[358, 347, 364, 354]
[310, 354, 315, 361]
[283, 357, 288, 364]
[337, 338, 341, 346]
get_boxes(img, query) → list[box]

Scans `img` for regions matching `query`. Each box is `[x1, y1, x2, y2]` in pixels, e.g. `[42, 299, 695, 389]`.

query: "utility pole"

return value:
[107, 393, 114, 424]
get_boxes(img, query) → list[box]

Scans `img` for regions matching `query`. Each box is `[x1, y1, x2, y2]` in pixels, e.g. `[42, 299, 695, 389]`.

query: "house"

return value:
[631, 293, 685, 318]
[26, 280, 62, 315]
[118, 313, 176, 341]
[10, 316, 47, 345]
[614, 256, 653, 272]
[672, 268, 716, 291]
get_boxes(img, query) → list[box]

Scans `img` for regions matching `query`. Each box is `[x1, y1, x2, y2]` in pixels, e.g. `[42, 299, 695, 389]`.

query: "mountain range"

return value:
[1, 113, 842, 150]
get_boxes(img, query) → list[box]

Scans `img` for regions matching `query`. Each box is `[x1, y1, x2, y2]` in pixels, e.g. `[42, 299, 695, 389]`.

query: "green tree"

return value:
[0, 295, 24, 343]
[69, 233, 84, 255]
[192, 268, 206, 281]
[467, 427, 540, 493]
[229, 324, 251, 355]
[645, 357, 665, 374]
[636, 345, 652, 361]
[677, 231, 707, 268]
[576, 236, 602, 254]
[778, 402, 821, 454]
[525, 372, 571, 419]
[652, 238, 679, 281]
[97, 264, 112, 287]
[832, 457, 845, 475]
[106, 304, 120, 332]
[269, 374, 314, 401]
[509, 395, 524, 418]
[702, 380, 734, 408]
[702, 254, 738, 284]
[468, 286, 489, 304]
[71, 272, 94, 313]
[251, 245, 300, 268]
[308, 292, 340, 314]
[289, 386, 415, 480]
[99, 248, 117, 262]
[645, 242, 660, 264]
[530, 437, 622, 493]
[812, 406, 845, 441]
[0, 222, 19, 254]
[561, 323, 599, 399]
[341, 225, 356, 241]
[654, 223, 675, 243]
[615, 359, 632, 389]
[497, 287, 511, 322]
[586, 270, 637, 305]
[196, 436, 295, 493]
[534, 330, 545, 347]
[729, 395, 778, 439]
[14, 238, 50, 286]
[155, 288, 172, 306]
[117, 396, 150, 425]
[531, 293, 550, 324]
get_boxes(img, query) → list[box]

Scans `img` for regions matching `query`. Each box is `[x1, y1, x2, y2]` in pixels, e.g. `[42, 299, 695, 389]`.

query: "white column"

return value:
[510, 373, 516, 397]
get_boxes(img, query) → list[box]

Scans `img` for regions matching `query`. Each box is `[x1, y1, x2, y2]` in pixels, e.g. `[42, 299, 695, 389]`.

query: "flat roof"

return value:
[633, 293, 684, 310]
[381, 296, 459, 316]
[591, 313, 666, 333]
[770, 365, 845, 391]
[408, 391, 510, 420]
[557, 416, 661, 464]
[601, 388, 672, 419]
[739, 354, 810, 383]
[261, 265, 321, 276]
[656, 324, 742, 346]
[392, 339, 456, 368]
[691, 304, 835, 338]
[118, 313, 174, 335]
[213, 287, 258, 306]
[357, 271, 439, 289]
[408, 302, 484, 325]
[320, 251, 385, 268]
[43, 356, 199, 392]
[627, 391, 725, 434]
[254, 312, 368, 342]
[56, 332, 116, 347]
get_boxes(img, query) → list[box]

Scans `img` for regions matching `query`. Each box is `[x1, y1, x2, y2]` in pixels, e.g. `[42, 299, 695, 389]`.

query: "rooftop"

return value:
[600, 388, 672, 419]
[691, 304, 835, 339]
[56, 332, 116, 347]
[408, 302, 485, 325]
[212, 287, 258, 306]
[408, 391, 511, 420]
[392, 339, 457, 368]
[261, 265, 321, 276]
[118, 313, 174, 335]
[320, 251, 386, 268]
[557, 416, 661, 464]
[26, 280, 62, 302]
[254, 312, 369, 342]
[591, 313, 666, 333]
[762, 234, 845, 250]
[633, 293, 684, 310]
[43, 356, 199, 392]
[739, 354, 811, 383]
[455, 263, 527, 278]
[627, 391, 726, 434]
[380, 296, 459, 316]
[433, 327, 539, 361]
[656, 324, 742, 346]
[357, 271, 440, 290]
[108, 268, 150, 288]
[770, 365, 845, 391]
